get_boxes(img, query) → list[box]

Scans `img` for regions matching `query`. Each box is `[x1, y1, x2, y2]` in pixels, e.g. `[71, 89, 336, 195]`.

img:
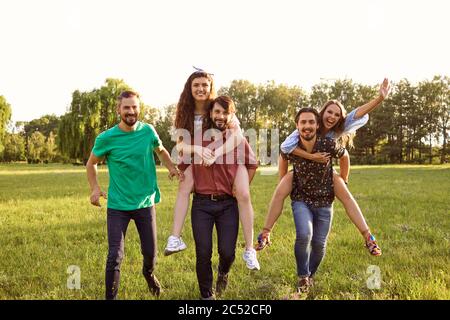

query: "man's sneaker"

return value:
[297, 276, 310, 294]
[164, 235, 187, 256]
[145, 274, 161, 297]
[201, 294, 215, 300]
[216, 272, 228, 296]
[242, 248, 260, 270]
[365, 234, 382, 256]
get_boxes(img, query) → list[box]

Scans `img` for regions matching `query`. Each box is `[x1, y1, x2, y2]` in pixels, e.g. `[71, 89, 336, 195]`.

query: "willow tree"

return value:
[58, 79, 155, 164]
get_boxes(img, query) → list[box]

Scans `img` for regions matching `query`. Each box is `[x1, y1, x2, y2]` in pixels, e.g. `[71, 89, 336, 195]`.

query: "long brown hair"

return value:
[319, 99, 355, 148]
[203, 96, 236, 131]
[174, 71, 216, 135]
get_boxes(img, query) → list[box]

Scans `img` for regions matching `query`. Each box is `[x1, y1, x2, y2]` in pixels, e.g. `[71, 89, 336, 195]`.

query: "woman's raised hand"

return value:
[379, 78, 390, 99]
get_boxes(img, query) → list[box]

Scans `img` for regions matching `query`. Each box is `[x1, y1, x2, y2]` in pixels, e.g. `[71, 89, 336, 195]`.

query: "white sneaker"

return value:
[164, 235, 187, 256]
[242, 248, 260, 270]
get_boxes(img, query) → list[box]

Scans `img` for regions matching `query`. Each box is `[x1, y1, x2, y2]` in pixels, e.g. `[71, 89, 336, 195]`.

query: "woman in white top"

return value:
[164, 69, 260, 270]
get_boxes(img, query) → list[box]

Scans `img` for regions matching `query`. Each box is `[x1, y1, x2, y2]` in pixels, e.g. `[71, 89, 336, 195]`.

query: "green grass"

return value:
[0, 163, 449, 300]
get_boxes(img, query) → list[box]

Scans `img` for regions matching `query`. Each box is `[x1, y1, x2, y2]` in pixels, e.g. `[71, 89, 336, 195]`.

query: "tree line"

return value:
[0, 75, 448, 165]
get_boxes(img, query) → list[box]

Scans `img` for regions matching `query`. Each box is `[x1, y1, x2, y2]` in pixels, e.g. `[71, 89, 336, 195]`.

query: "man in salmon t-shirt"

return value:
[190, 96, 258, 300]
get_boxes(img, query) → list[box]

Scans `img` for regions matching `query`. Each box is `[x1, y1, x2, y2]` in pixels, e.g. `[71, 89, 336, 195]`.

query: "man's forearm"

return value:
[156, 148, 177, 171]
[291, 147, 313, 160]
[86, 163, 101, 192]
[264, 209, 281, 232]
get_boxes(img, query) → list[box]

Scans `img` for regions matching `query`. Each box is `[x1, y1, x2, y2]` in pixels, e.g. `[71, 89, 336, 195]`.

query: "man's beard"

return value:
[122, 114, 137, 127]
[300, 129, 316, 141]
[212, 119, 227, 131]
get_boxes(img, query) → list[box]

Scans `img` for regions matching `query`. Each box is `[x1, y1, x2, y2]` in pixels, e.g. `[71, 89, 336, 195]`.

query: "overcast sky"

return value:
[1, 0, 449, 123]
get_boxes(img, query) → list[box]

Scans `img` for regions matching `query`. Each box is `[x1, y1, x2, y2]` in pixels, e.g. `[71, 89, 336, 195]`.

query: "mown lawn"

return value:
[0, 163, 448, 300]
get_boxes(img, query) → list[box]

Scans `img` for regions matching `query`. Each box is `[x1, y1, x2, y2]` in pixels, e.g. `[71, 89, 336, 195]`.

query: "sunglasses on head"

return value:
[193, 66, 214, 76]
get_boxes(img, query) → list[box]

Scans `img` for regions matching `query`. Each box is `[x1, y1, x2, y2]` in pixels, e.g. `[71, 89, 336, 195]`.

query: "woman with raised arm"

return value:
[257, 78, 390, 257]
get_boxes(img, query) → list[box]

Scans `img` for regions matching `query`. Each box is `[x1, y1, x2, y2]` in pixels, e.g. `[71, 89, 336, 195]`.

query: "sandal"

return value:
[366, 234, 382, 256]
[255, 230, 271, 251]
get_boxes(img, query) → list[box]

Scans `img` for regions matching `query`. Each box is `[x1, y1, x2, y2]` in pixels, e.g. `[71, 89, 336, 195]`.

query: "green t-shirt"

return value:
[92, 121, 162, 211]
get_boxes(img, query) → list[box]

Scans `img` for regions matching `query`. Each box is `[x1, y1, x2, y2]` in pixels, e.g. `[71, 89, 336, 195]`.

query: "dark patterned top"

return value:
[281, 136, 346, 208]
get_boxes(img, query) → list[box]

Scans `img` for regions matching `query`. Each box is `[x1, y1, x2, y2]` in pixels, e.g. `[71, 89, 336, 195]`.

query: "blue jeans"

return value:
[291, 201, 333, 278]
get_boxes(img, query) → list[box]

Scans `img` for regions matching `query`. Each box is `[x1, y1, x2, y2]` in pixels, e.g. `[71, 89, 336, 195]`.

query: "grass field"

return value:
[0, 163, 449, 300]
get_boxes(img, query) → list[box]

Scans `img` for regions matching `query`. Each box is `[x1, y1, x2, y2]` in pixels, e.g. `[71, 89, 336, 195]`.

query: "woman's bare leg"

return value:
[333, 173, 370, 238]
[334, 173, 382, 255]
[171, 165, 194, 236]
[233, 165, 255, 250]
[164, 165, 194, 255]
[264, 171, 293, 231]
[255, 171, 293, 251]
[234, 165, 261, 270]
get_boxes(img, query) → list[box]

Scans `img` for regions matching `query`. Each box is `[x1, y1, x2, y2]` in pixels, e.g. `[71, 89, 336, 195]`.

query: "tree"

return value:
[58, 90, 86, 162]
[380, 80, 411, 163]
[27, 131, 46, 163]
[310, 82, 331, 109]
[10, 75, 446, 165]
[258, 81, 308, 142]
[219, 80, 260, 130]
[1, 133, 26, 162]
[432, 75, 450, 163]
[418, 79, 441, 163]
[152, 104, 177, 162]
[24, 114, 60, 137]
[0, 95, 12, 154]
[329, 79, 359, 110]
[22, 114, 60, 160]
[42, 131, 57, 162]
[58, 79, 153, 163]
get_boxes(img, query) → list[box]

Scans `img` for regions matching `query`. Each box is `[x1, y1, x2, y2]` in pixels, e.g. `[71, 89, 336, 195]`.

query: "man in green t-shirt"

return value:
[86, 90, 182, 300]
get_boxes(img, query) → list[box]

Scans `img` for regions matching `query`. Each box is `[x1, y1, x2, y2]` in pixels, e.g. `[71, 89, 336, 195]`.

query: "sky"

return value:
[0, 0, 449, 123]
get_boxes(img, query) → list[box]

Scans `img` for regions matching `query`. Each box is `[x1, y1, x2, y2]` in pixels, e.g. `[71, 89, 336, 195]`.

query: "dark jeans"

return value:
[191, 196, 239, 299]
[105, 206, 157, 300]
